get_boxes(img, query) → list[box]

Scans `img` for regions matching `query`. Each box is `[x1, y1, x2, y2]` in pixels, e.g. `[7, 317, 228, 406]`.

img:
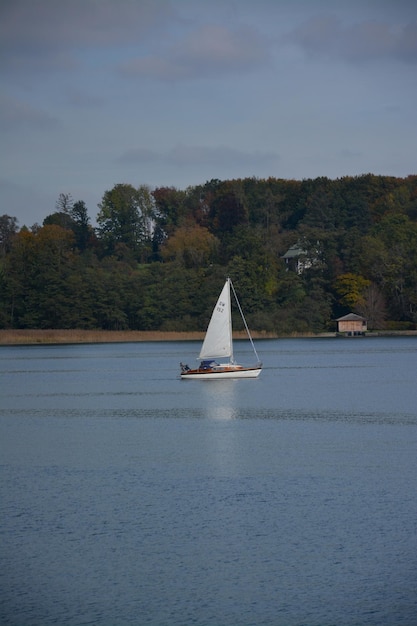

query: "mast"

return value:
[227, 277, 234, 364]
[229, 278, 261, 364]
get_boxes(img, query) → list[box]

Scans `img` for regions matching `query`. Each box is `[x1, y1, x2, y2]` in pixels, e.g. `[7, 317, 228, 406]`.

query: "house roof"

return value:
[282, 243, 307, 259]
[335, 313, 367, 322]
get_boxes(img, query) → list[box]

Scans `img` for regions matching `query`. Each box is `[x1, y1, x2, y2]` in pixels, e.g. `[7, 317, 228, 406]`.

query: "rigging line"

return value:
[229, 278, 261, 364]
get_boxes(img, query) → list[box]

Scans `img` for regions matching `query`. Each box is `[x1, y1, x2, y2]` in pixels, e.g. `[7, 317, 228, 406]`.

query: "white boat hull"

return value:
[181, 366, 262, 380]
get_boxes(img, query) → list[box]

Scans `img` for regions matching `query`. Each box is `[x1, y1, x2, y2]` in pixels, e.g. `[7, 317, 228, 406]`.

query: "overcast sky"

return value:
[1, 0, 416, 227]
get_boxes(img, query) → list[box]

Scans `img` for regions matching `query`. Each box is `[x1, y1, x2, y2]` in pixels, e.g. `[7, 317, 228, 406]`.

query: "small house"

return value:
[336, 313, 367, 336]
[282, 243, 312, 274]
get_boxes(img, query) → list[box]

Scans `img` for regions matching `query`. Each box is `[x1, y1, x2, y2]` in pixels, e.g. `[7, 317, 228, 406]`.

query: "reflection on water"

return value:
[200, 379, 239, 420]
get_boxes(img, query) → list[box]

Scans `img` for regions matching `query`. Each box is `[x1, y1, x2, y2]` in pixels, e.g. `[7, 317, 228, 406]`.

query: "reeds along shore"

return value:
[2, 329, 414, 345]
[0, 329, 281, 345]
[0, 329, 203, 345]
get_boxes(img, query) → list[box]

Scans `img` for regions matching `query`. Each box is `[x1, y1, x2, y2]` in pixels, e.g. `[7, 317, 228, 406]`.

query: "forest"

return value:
[1, 173, 417, 334]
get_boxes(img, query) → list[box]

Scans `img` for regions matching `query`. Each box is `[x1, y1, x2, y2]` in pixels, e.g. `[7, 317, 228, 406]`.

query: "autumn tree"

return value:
[46, 195, 93, 252]
[161, 225, 219, 268]
[334, 273, 371, 311]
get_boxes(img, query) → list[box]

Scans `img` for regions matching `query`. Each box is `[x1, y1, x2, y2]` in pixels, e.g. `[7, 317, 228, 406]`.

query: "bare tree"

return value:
[356, 283, 387, 330]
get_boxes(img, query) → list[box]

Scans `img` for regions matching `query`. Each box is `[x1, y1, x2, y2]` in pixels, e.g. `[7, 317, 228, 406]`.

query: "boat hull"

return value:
[181, 366, 262, 380]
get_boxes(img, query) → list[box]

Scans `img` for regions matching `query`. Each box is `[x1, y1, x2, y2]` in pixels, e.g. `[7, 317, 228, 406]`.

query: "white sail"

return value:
[199, 279, 233, 360]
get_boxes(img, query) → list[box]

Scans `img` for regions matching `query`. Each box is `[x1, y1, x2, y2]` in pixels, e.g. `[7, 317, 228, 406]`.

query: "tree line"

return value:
[1, 174, 417, 333]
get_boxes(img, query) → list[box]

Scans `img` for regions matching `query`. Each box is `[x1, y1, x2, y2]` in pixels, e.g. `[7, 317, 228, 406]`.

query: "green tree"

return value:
[5, 225, 76, 328]
[97, 183, 155, 261]
[70, 200, 91, 251]
[361, 214, 417, 321]
[152, 186, 187, 231]
[43, 212, 75, 230]
[0, 214, 18, 257]
[86, 257, 130, 330]
[208, 182, 248, 234]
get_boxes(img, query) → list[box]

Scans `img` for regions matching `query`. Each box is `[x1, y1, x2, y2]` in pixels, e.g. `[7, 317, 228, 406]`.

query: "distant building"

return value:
[282, 243, 314, 274]
[336, 313, 367, 336]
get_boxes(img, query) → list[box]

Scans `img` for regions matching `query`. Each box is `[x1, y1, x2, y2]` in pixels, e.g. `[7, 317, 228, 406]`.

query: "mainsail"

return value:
[199, 278, 233, 361]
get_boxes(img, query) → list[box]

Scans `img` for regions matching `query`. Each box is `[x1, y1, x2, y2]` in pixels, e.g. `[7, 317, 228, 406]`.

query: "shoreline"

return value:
[0, 329, 278, 345]
[1, 329, 416, 345]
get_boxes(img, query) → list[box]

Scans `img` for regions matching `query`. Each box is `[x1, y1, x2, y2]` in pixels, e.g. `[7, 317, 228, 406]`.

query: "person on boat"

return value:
[180, 362, 190, 372]
[199, 360, 218, 370]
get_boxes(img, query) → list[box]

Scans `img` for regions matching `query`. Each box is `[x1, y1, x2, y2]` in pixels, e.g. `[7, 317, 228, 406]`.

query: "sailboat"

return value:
[180, 277, 262, 379]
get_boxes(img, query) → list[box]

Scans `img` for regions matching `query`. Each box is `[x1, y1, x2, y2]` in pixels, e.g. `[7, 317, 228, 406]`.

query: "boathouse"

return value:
[336, 313, 367, 336]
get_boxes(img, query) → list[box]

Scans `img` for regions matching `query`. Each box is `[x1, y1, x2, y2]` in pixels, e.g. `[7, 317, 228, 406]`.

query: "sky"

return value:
[1, 0, 417, 227]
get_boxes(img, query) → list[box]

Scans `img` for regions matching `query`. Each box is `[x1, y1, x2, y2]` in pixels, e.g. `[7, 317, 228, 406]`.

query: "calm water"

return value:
[1, 337, 416, 626]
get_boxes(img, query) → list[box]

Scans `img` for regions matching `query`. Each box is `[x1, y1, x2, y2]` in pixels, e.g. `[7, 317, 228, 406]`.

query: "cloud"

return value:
[119, 23, 270, 80]
[339, 148, 362, 159]
[0, 0, 176, 72]
[119, 144, 279, 169]
[65, 89, 105, 108]
[0, 94, 59, 131]
[400, 21, 417, 62]
[288, 16, 417, 64]
[119, 56, 188, 81]
[174, 24, 269, 71]
[119, 147, 161, 164]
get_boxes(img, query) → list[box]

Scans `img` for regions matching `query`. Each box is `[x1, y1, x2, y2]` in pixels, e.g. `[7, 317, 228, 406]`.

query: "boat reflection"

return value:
[198, 379, 245, 474]
[200, 379, 239, 420]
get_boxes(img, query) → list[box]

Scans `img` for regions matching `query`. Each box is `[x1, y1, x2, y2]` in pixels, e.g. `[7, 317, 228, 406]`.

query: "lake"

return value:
[1, 336, 416, 626]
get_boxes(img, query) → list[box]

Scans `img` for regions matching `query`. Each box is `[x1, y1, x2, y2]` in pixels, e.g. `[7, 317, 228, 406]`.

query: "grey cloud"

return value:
[119, 24, 271, 80]
[119, 56, 190, 81]
[173, 24, 269, 71]
[0, 0, 176, 70]
[339, 148, 362, 159]
[0, 94, 59, 131]
[2, 50, 79, 76]
[288, 16, 417, 64]
[169, 144, 278, 168]
[119, 144, 279, 169]
[66, 89, 105, 108]
[119, 148, 161, 164]
[399, 21, 417, 62]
